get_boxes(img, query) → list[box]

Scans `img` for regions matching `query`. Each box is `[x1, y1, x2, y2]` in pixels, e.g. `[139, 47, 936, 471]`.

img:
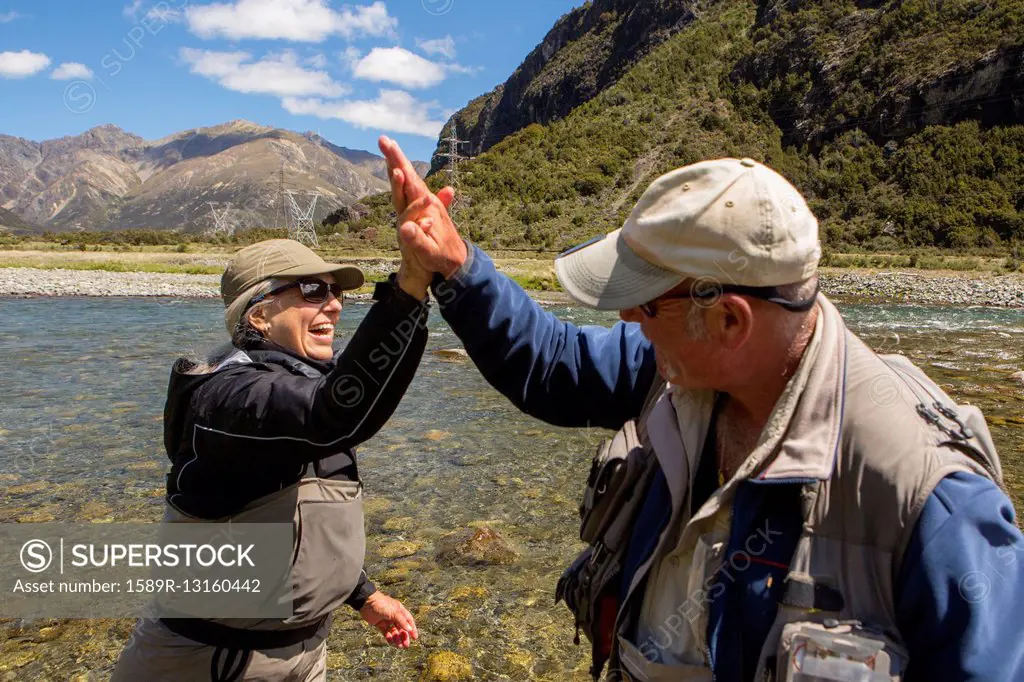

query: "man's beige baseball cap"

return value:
[554, 158, 821, 310]
[222, 239, 364, 334]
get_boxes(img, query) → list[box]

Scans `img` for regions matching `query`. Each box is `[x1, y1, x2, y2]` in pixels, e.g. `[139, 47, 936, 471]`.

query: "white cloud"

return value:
[122, 0, 144, 18]
[351, 47, 479, 89]
[305, 53, 327, 69]
[0, 50, 51, 78]
[51, 62, 94, 80]
[341, 46, 362, 70]
[146, 3, 185, 23]
[0, 10, 21, 22]
[180, 48, 348, 97]
[123, 1, 184, 23]
[353, 47, 447, 89]
[186, 0, 396, 42]
[282, 90, 446, 138]
[446, 63, 481, 76]
[416, 35, 456, 59]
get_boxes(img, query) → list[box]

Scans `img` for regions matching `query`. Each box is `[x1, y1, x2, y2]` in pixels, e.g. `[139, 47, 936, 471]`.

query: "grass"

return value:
[0, 259, 224, 275]
[821, 252, 1022, 273]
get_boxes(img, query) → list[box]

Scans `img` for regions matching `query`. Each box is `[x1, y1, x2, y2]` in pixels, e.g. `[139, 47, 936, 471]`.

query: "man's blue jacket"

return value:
[432, 244, 1024, 681]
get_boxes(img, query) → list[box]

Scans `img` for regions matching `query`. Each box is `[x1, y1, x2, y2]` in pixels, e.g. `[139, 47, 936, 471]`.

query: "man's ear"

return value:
[706, 295, 753, 350]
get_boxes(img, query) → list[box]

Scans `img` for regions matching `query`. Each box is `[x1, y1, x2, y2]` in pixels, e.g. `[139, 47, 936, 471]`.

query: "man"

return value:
[379, 137, 1024, 681]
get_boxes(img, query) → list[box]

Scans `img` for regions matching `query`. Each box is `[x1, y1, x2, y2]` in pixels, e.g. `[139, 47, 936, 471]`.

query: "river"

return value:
[1, 297, 1022, 680]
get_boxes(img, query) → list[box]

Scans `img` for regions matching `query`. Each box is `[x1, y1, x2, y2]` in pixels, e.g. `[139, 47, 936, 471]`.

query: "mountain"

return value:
[0, 121, 427, 233]
[430, 0, 697, 172]
[410, 0, 1024, 252]
[0, 207, 37, 233]
[307, 133, 430, 182]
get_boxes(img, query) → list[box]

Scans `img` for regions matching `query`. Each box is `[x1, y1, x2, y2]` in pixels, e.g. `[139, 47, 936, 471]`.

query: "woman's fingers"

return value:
[381, 623, 411, 649]
[389, 168, 407, 214]
[392, 603, 418, 640]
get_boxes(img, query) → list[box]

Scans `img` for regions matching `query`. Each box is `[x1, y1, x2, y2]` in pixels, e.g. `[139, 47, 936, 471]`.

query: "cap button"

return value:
[740, 158, 757, 168]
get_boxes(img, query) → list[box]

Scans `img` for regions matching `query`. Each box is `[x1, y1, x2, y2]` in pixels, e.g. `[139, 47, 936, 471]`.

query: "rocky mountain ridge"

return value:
[0, 120, 426, 233]
[430, 0, 699, 173]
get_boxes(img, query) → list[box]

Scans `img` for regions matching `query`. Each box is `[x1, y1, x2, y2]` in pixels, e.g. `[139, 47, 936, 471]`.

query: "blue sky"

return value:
[0, 0, 582, 160]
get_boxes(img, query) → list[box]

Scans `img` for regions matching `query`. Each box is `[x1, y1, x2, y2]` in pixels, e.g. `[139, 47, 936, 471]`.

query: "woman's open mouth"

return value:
[309, 323, 335, 339]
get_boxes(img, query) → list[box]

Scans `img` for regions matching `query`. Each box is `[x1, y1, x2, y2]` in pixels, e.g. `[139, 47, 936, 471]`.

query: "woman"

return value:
[113, 238, 432, 681]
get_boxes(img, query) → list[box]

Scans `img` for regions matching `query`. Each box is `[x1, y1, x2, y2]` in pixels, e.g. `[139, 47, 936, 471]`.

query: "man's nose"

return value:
[620, 307, 643, 323]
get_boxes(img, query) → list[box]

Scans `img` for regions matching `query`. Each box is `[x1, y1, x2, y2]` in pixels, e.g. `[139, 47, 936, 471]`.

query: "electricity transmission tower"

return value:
[435, 123, 472, 217]
[286, 190, 321, 248]
[206, 202, 236, 238]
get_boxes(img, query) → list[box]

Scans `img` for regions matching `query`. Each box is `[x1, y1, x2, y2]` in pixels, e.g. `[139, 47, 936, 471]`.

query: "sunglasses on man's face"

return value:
[638, 282, 819, 318]
[250, 278, 345, 308]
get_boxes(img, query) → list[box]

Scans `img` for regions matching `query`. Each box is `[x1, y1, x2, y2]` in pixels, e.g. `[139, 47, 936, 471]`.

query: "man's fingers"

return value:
[437, 186, 456, 210]
[399, 220, 437, 255]
[398, 195, 436, 229]
[379, 136, 431, 203]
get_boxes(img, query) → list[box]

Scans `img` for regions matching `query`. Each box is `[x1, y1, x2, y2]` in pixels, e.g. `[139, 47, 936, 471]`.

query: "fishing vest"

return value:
[162, 349, 367, 638]
[560, 296, 1002, 681]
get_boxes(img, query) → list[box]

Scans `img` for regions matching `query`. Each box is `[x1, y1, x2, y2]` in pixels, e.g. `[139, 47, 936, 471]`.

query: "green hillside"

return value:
[350, 0, 1023, 256]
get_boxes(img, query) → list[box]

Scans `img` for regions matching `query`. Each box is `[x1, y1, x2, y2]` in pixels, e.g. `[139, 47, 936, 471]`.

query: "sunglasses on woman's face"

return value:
[251, 278, 345, 307]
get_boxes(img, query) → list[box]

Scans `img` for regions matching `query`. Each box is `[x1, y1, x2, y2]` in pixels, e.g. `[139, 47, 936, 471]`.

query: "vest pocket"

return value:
[288, 480, 365, 624]
[775, 620, 907, 681]
[617, 635, 714, 681]
[580, 420, 645, 546]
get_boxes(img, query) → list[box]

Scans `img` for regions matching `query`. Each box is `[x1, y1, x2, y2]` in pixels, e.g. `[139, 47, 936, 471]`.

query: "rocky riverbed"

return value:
[2, 266, 1023, 308]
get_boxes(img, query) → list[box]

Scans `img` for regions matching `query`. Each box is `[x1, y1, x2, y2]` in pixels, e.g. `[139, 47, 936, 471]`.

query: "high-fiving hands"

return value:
[378, 136, 468, 282]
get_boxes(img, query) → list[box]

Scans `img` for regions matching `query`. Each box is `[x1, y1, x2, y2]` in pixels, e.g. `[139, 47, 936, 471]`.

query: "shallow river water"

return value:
[0, 297, 1022, 681]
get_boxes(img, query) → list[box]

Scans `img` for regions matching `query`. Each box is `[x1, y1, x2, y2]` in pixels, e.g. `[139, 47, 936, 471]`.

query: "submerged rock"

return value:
[382, 516, 416, 532]
[433, 348, 469, 361]
[436, 526, 520, 566]
[379, 541, 421, 559]
[420, 651, 472, 682]
[450, 585, 488, 601]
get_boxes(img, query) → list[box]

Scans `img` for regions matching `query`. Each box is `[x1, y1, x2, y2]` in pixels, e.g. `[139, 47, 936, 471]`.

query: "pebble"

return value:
[0, 268, 372, 300]
[820, 271, 1024, 308]
[2, 268, 1022, 308]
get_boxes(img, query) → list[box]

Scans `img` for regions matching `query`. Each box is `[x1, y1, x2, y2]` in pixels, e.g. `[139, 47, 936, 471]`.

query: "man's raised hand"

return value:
[379, 135, 465, 279]
[397, 194, 468, 280]
[378, 136, 454, 215]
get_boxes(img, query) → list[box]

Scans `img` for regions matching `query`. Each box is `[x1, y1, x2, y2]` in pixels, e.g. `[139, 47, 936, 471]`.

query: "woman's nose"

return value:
[322, 293, 343, 313]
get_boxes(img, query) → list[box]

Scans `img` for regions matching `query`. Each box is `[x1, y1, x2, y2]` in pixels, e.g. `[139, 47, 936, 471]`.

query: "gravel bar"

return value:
[1, 267, 1023, 308]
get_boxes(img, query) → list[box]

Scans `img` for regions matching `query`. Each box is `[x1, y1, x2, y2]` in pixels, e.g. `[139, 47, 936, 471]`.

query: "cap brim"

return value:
[554, 228, 683, 310]
[276, 263, 365, 291]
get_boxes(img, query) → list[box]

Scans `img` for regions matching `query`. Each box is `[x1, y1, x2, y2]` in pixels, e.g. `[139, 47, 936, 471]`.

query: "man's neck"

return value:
[713, 306, 820, 478]
[719, 306, 819, 427]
